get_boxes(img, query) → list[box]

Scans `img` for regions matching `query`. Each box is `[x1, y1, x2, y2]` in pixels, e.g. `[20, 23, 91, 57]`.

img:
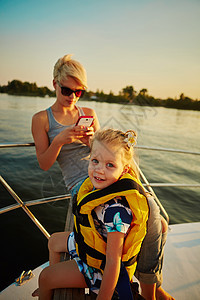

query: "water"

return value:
[0, 94, 200, 291]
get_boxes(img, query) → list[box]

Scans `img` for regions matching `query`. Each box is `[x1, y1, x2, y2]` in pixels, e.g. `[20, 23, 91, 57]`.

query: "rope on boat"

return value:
[0, 142, 35, 148]
[144, 183, 200, 187]
[1, 142, 200, 156]
[0, 194, 71, 215]
[136, 145, 200, 155]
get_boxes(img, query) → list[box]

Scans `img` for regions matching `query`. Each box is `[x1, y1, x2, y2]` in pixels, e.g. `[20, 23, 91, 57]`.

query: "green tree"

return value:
[121, 86, 136, 102]
[179, 93, 185, 101]
[139, 88, 148, 96]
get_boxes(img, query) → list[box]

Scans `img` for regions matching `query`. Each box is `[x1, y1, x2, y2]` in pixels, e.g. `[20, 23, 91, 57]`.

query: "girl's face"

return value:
[53, 76, 84, 108]
[88, 140, 128, 189]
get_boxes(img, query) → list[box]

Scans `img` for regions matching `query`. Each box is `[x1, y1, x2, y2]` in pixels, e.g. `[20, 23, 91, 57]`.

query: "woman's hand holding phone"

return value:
[74, 116, 94, 146]
[75, 116, 94, 127]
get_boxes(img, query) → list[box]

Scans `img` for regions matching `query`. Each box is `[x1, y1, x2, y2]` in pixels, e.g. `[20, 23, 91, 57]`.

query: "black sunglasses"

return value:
[57, 82, 85, 98]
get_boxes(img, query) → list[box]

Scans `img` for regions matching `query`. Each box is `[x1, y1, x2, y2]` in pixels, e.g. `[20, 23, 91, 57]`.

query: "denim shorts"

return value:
[134, 194, 167, 287]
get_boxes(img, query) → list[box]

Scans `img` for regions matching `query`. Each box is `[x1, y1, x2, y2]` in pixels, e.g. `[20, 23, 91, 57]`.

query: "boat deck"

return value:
[162, 222, 200, 300]
[52, 221, 200, 300]
[1, 220, 200, 299]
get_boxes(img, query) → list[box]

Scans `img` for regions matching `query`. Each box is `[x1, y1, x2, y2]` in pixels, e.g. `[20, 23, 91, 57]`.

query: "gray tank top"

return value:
[46, 106, 90, 190]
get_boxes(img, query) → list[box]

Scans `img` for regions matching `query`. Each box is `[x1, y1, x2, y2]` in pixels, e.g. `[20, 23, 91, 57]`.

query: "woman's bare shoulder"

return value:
[32, 109, 48, 122]
[81, 107, 96, 115]
[32, 110, 49, 133]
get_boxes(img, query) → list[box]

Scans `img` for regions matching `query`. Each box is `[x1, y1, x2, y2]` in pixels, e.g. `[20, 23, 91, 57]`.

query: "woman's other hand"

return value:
[78, 125, 94, 146]
[55, 125, 94, 146]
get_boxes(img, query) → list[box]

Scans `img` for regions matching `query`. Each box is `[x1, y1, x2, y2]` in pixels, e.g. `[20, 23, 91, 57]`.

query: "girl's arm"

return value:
[97, 231, 124, 300]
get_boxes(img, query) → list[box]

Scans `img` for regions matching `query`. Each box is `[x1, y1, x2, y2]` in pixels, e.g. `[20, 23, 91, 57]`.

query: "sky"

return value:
[0, 0, 199, 99]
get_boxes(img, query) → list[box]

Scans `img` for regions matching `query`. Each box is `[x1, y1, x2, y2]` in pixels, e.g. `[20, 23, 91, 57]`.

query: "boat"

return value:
[0, 143, 200, 299]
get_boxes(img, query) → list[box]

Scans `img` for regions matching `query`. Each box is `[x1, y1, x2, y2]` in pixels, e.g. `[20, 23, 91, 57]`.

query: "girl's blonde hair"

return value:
[53, 54, 87, 88]
[91, 128, 139, 179]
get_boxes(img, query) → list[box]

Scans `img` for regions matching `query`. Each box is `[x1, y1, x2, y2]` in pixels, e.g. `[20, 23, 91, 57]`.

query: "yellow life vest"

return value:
[73, 173, 149, 280]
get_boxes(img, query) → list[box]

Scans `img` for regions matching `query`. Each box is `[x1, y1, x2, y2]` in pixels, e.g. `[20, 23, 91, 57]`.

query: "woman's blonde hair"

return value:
[90, 128, 139, 179]
[53, 54, 87, 88]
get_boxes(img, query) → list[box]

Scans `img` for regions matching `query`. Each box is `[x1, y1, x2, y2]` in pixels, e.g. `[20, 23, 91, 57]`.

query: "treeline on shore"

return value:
[1, 79, 200, 111]
[0, 80, 55, 98]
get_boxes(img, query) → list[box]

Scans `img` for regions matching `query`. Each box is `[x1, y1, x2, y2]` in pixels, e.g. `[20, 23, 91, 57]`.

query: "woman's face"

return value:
[54, 76, 84, 108]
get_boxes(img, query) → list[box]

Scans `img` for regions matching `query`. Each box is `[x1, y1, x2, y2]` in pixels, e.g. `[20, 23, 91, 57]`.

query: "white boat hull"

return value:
[162, 222, 200, 300]
[0, 262, 48, 300]
[1, 222, 200, 300]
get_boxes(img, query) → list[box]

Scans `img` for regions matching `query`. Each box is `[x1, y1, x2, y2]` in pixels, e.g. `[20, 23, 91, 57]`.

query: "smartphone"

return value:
[75, 116, 94, 127]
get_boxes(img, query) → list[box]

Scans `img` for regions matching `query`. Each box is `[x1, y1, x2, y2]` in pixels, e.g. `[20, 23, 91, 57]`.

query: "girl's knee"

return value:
[39, 267, 51, 287]
[48, 231, 70, 253]
[48, 232, 59, 252]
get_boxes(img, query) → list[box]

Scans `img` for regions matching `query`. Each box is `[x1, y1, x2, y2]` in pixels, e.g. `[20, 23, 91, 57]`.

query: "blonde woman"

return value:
[32, 54, 100, 196]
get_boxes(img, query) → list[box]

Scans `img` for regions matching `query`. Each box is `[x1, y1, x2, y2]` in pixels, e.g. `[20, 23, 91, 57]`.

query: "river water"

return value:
[0, 93, 200, 290]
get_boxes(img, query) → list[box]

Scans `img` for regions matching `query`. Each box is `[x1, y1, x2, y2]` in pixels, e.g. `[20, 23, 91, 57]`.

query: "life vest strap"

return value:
[77, 177, 146, 212]
[74, 229, 106, 261]
[73, 194, 91, 227]
[123, 254, 138, 267]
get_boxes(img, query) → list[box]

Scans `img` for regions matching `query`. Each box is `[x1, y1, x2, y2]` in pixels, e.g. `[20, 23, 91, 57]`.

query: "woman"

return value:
[32, 54, 100, 196]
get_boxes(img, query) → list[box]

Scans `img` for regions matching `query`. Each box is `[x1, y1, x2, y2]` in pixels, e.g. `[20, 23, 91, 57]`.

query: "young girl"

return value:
[33, 128, 149, 299]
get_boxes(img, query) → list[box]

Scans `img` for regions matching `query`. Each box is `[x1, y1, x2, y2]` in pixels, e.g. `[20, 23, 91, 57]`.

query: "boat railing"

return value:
[0, 142, 35, 148]
[1, 142, 200, 238]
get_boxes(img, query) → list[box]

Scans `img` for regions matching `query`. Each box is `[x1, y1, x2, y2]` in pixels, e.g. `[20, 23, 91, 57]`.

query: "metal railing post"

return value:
[134, 160, 169, 223]
[0, 175, 50, 239]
